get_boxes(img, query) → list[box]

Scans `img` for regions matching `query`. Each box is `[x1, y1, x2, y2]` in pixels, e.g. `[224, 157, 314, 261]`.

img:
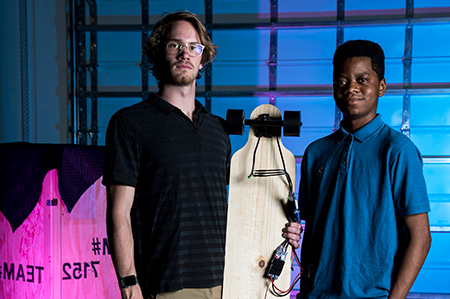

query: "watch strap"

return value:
[119, 275, 139, 289]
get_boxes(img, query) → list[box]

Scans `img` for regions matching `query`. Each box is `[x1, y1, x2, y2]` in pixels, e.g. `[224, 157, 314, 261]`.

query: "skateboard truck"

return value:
[226, 109, 302, 137]
[227, 108, 302, 223]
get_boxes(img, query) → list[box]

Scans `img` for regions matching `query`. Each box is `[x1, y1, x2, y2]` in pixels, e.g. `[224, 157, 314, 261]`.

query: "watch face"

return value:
[120, 275, 138, 288]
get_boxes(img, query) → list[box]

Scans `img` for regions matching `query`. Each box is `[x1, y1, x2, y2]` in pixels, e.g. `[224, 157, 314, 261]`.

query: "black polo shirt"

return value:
[103, 94, 231, 295]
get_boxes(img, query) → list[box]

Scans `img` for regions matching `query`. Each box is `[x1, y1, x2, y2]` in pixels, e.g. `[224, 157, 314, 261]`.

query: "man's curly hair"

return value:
[143, 11, 218, 85]
[333, 39, 385, 82]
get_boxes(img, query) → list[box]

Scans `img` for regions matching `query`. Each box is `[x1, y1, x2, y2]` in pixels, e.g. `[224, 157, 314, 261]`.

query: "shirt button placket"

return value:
[341, 141, 350, 170]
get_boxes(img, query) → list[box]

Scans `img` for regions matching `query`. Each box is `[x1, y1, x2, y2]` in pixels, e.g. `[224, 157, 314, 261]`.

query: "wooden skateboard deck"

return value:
[223, 104, 296, 299]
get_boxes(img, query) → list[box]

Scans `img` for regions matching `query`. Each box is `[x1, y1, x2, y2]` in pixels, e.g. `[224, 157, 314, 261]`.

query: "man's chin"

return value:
[159, 70, 198, 87]
[171, 74, 196, 86]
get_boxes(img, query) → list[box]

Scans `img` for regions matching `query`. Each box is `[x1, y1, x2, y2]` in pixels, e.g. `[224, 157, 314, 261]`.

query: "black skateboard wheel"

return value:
[226, 109, 245, 135]
[283, 111, 301, 136]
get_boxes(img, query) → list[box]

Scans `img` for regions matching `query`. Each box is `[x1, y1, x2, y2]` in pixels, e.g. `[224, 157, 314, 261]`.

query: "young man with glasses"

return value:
[103, 11, 302, 299]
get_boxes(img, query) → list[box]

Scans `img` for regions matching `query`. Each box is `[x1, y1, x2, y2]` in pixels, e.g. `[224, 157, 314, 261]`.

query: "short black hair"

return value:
[333, 39, 385, 81]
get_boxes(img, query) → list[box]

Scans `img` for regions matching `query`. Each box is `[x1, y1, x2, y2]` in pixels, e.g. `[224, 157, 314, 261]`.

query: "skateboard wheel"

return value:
[226, 109, 245, 135]
[283, 111, 301, 136]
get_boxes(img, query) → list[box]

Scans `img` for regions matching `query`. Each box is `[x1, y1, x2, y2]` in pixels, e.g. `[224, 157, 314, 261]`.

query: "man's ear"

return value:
[196, 63, 204, 80]
[379, 78, 387, 97]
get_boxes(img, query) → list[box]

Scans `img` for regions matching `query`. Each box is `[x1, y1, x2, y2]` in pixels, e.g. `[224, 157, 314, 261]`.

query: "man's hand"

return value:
[282, 222, 303, 249]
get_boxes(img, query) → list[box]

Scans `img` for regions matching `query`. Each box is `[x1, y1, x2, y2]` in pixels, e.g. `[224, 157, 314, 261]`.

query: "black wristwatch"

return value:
[119, 275, 139, 289]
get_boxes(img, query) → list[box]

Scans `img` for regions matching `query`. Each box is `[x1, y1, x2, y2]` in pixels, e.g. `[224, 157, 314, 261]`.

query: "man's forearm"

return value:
[106, 184, 144, 299]
[107, 211, 137, 278]
[107, 214, 143, 298]
[389, 213, 431, 299]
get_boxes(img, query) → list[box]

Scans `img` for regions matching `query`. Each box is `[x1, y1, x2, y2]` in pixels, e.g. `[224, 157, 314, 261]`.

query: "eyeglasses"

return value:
[165, 41, 205, 57]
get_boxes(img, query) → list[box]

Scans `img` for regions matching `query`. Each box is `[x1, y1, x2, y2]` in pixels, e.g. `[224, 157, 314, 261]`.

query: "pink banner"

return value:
[0, 169, 120, 299]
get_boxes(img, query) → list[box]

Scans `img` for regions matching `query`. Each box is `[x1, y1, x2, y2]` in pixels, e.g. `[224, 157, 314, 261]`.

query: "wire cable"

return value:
[268, 246, 304, 297]
[246, 127, 303, 298]
[248, 135, 294, 196]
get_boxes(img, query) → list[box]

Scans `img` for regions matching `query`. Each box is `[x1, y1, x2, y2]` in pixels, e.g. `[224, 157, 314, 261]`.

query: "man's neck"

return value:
[158, 82, 197, 121]
[341, 115, 376, 133]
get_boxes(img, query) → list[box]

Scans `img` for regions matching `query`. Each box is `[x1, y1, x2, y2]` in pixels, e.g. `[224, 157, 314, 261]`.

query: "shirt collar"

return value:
[145, 93, 206, 116]
[337, 114, 385, 143]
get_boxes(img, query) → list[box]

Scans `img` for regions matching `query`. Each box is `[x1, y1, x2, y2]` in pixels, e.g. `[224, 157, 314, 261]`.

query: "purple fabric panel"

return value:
[0, 143, 105, 231]
[55, 144, 105, 212]
[0, 143, 53, 232]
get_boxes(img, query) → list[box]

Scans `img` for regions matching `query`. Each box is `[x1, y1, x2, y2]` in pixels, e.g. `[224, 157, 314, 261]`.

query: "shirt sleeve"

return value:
[218, 115, 232, 186]
[299, 147, 312, 223]
[102, 111, 140, 187]
[391, 141, 431, 217]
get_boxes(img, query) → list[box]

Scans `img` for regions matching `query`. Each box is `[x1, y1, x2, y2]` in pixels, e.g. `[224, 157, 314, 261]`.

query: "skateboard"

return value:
[222, 104, 301, 299]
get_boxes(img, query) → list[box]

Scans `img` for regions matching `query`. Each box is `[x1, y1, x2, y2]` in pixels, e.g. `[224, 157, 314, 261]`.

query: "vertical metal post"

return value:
[406, 0, 414, 19]
[66, 0, 75, 144]
[402, 0, 414, 138]
[337, 0, 345, 22]
[204, 0, 213, 111]
[0, 83, 3, 142]
[141, 0, 149, 102]
[43, 171, 62, 299]
[334, 0, 345, 131]
[268, 0, 278, 106]
[75, 0, 87, 145]
[19, 0, 30, 142]
[401, 91, 411, 137]
[88, 0, 98, 145]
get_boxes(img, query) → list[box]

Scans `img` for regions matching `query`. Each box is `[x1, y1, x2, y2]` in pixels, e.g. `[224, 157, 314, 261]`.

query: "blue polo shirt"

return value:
[299, 114, 430, 299]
